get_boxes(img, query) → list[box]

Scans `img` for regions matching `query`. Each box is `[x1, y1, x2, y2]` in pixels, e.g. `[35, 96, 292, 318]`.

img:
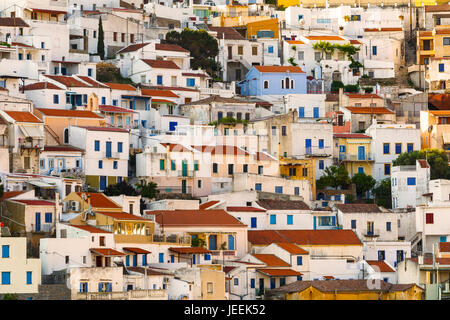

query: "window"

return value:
[53, 95, 59, 104]
[351, 220, 356, 229]
[313, 107, 320, 118]
[275, 186, 283, 194]
[426, 213, 434, 224]
[263, 80, 269, 89]
[251, 217, 257, 228]
[255, 183, 262, 191]
[157, 75, 163, 85]
[186, 78, 195, 87]
[117, 142, 123, 153]
[234, 278, 239, 286]
[121, 33, 125, 42]
[1, 272, 10, 285]
[319, 139, 324, 149]
[384, 163, 391, 175]
[378, 250, 385, 261]
[45, 212, 52, 223]
[228, 235, 235, 250]
[93, 30, 97, 38]
[98, 160, 103, 169]
[297, 256, 303, 265]
[207, 282, 213, 294]
[294, 187, 300, 195]
[83, 94, 88, 104]
[101, 97, 106, 105]
[287, 215, 293, 225]
[18, 53, 23, 60]
[160, 159, 165, 170]
[217, 111, 223, 121]
[94, 140, 100, 151]
[407, 143, 414, 153]
[65, 256, 69, 264]
[315, 52, 321, 62]
[281, 126, 287, 136]
[194, 160, 199, 171]
[2, 245, 9, 258]
[268, 46, 274, 54]
[386, 222, 391, 231]
[444, 37, 450, 46]
[213, 163, 218, 173]
[252, 47, 258, 55]
[407, 177, 416, 185]
[238, 46, 243, 55]
[298, 51, 304, 60]
[383, 143, 390, 154]
[358, 121, 366, 131]
[439, 63, 445, 73]
[372, 46, 377, 55]
[228, 164, 234, 175]
[270, 214, 276, 225]
[197, 180, 202, 188]
[113, 161, 118, 170]
[250, 279, 255, 289]
[298, 107, 305, 118]
[395, 143, 402, 154]
[319, 160, 324, 170]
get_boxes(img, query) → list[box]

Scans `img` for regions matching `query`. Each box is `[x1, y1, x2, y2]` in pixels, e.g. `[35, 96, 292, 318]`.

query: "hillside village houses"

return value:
[0, 0, 450, 301]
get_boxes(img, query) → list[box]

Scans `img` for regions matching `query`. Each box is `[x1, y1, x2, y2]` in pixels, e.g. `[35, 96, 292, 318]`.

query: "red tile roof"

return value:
[0, 17, 29, 27]
[77, 76, 109, 88]
[36, 108, 104, 119]
[22, 82, 63, 90]
[253, 254, 290, 267]
[226, 206, 266, 212]
[43, 145, 84, 153]
[90, 248, 125, 256]
[248, 230, 362, 246]
[364, 27, 403, 32]
[335, 203, 382, 213]
[366, 260, 395, 272]
[182, 72, 208, 78]
[349, 40, 362, 45]
[122, 247, 151, 254]
[141, 89, 179, 98]
[96, 211, 150, 221]
[12, 199, 55, 206]
[168, 247, 212, 254]
[346, 93, 383, 99]
[151, 209, 246, 227]
[103, 82, 136, 91]
[254, 66, 305, 73]
[425, 4, 450, 12]
[345, 107, 394, 115]
[435, 29, 450, 35]
[208, 26, 245, 40]
[333, 133, 371, 139]
[142, 59, 180, 69]
[31, 8, 67, 14]
[305, 35, 345, 41]
[45, 75, 92, 87]
[155, 43, 189, 53]
[161, 143, 191, 152]
[256, 199, 309, 210]
[99, 105, 136, 114]
[254, 152, 276, 161]
[286, 40, 305, 45]
[199, 200, 220, 210]
[0, 191, 26, 202]
[4, 111, 42, 123]
[69, 224, 112, 233]
[77, 126, 129, 132]
[272, 279, 400, 293]
[75, 192, 121, 209]
[440, 242, 450, 253]
[428, 93, 450, 110]
[275, 243, 309, 255]
[117, 42, 151, 54]
[323, 276, 335, 279]
[151, 98, 176, 104]
[418, 159, 429, 169]
[257, 268, 302, 276]
[12, 41, 34, 48]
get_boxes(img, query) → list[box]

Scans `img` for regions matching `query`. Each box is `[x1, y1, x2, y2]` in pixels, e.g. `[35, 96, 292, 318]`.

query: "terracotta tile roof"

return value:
[77, 76, 109, 88]
[141, 89, 179, 98]
[0, 17, 29, 27]
[272, 279, 396, 293]
[122, 247, 152, 254]
[364, 27, 403, 32]
[22, 82, 63, 90]
[45, 75, 92, 88]
[11, 42, 33, 48]
[156, 43, 189, 53]
[425, 4, 450, 12]
[253, 254, 290, 267]
[168, 247, 212, 254]
[183, 95, 251, 105]
[103, 82, 136, 91]
[286, 40, 305, 45]
[69, 224, 112, 233]
[126, 267, 172, 276]
[345, 93, 383, 99]
[36, 108, 104, 119]
[208, 26, 245, 40]
[333, 133, 371, 139]
[75, 192, 121, 209]
[99, 105, 136, 114]
[90, 248, 125, 256]
[257, 268, 302, 276]
[418, 160, 429, 168]
[254, 65, 305, 73]
[31, 8, 67, 14]
[223, 266, 238, 274]
[147, 85, 199, 92]
[256, 199, 309, 210]
[436, 28, 450, 35]
[440, 242, 450, 253]
[335, 203, 382, 213]
[151, 98, 176, 104]
[77, 126, 129, 132]
[429, 110, 450, 116]
[350, 40, 362, 45]
[151, 209, 246, 227]
[12, 199, 55, 206]
[428, 93, 450, 110]
[96, 211, 150, 221]
[345, 107, 394, 114]
[0, 191, 26, 202]
[323, 276, 335, 279]
[411, 257, 450, 265]
[305, 35, 345, 41]
[161, 143, 191, 152]
[248, 230, 362, 246]
[4, 111, 42, 123]
[182, 72, 208, 78]
[142, 59, 180, 69]
[117, 42, 151, 54]
[226, 206, 266, 212]
[43, 145, 84, 153]
[420, 31, 433, 37]
[275, 243, 309, 255]
[254, 152, 276, 161]
[366, 260, 395, 272]
[199, 200, 220, 210]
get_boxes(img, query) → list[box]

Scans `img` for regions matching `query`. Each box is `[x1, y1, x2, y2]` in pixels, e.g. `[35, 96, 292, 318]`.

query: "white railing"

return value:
[75, 289, 167, 300]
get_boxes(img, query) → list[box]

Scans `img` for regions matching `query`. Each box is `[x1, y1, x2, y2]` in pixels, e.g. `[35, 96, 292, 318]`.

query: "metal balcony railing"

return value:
[338, 153, 375, 161]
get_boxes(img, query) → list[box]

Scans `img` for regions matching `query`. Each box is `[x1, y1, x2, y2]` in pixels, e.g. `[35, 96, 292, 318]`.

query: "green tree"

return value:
[344, 84, 360, 93]
[331, 80, 344, 92]
[3, 293, 18, 300]
[97, 16, 105, 60]
[374, 178, 392, 209]
[351, 172, 376, 199]
[165, 29, 221, 79]
[317, 165, 351, 190]
[138, 181, 159, 199]
[392, 149, 450, 180]
[103, 181, 138, 197]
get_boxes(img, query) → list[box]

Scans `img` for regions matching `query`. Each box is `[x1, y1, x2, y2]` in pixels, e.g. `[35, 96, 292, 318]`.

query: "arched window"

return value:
[291, 79, 294, 89]
[228, 235, 235, 250]
[281, 79, 284, 89]
[209, 235, 217, 250]
[263, 80, 269, 89]
[285, 77, 290, 89]
[63, 128, 69, 144]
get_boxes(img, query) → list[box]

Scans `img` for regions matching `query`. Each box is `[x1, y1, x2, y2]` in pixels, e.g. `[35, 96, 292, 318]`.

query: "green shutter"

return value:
[194, 160, 199, 171]
[160, 159, 165, 170]
[171, 160, 176, 171]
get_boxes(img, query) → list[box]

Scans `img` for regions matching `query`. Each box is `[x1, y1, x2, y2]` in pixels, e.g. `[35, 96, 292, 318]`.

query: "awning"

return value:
[443, 133, 450, 144]
[27, 180, 56, 188]
[122, 247, 151, 254]
[90, 248, 125, 256]
[256, 268, 303, 277]
[19, 125, 42, 138]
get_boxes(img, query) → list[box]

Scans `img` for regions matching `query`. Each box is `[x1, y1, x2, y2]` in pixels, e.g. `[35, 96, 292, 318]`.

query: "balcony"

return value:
[177, 170, 195, 177]
[364, 228, 380, 238]
[338, 153, 375, 161]
[157, 186, 193, 194]
[31, 223, 53, 233]
[75, 289, 167, 300]
[103, 152, 122, 159]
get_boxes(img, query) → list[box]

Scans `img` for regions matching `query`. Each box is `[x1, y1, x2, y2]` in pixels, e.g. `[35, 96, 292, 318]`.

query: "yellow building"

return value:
[333, 133, 374, 177]
[246, 18, 279, 39]
[420, 109, 450, 155]
[277, 0, 445, 8]
[266, 279, 423, 300]
[279, 156, 316, 198]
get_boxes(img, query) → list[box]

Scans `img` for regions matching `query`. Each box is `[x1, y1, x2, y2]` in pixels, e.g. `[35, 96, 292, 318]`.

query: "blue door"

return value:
[209, 235, 217, 250]
[251, 217, 257, 228]
[298, 107, 305, 118]
[305, 139, 312, 155]
[313, 216, 316, 230]
[133, 255, 137, 267]
[99, 176, 107, 191]
[169, 121, 178, 131]
[106, 141, 112, 158]
[270, 277, 275, 289]
[35, 212, 41, 231]
[358, 146, 365, 160]
[159, 253, 164, 263]
[313, 107, 319, 118]
[193, 254, 196, 265]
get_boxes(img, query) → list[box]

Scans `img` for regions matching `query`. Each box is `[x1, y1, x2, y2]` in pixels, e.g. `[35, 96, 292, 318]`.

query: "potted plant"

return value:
[344, 15, 350, 21]
[339, 26, 344, 30]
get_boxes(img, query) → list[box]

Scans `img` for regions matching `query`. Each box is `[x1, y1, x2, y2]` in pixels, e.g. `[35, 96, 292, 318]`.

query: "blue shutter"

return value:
[80, 282, 83, 292]
[107, 283, 112, 292]
[287, 215, 293, 225]
[204, 254, 210, 261]
[250, 279, 255, 288]
[255, 183, 262, 191]
[133, 255, 137, 267]
[142, 255, 147, 266]
[169, 121, 178, 131]
[2, 245, 9, 258]
[94, 140, 100, 151]
[157, 75, 163, 85]
[331, 216, 336, 226]
[251, 217, 257, 228]
[313, 216, 317, 230]
[439, 63, 445, 72]
[407, 144, 413, 153]
[358, 167, 364, 174]
[313, 107, 319, 118]
[1, 272, 10, 284]
[270, 214, 276, 225]
[372, 46, 377, 55]
[298, 107, 305, 118]
[118, 142, 123, 153]
[319, 160, 324, 169]
[407, 177, 416, 185]
[268, 46, 273, 53]
[98, 283, 103, 292]
[297, 256, 302, 265]
[126, 255, 129, 266]
[319, 139, 324, 149]
[159, 253, 164, 263]
[440, 236, 447, 242]
[26, 271, 32, 284]
[170, 255, 175, 263]
[228, 235, 235, 250]
[275, 186, 283, 194]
